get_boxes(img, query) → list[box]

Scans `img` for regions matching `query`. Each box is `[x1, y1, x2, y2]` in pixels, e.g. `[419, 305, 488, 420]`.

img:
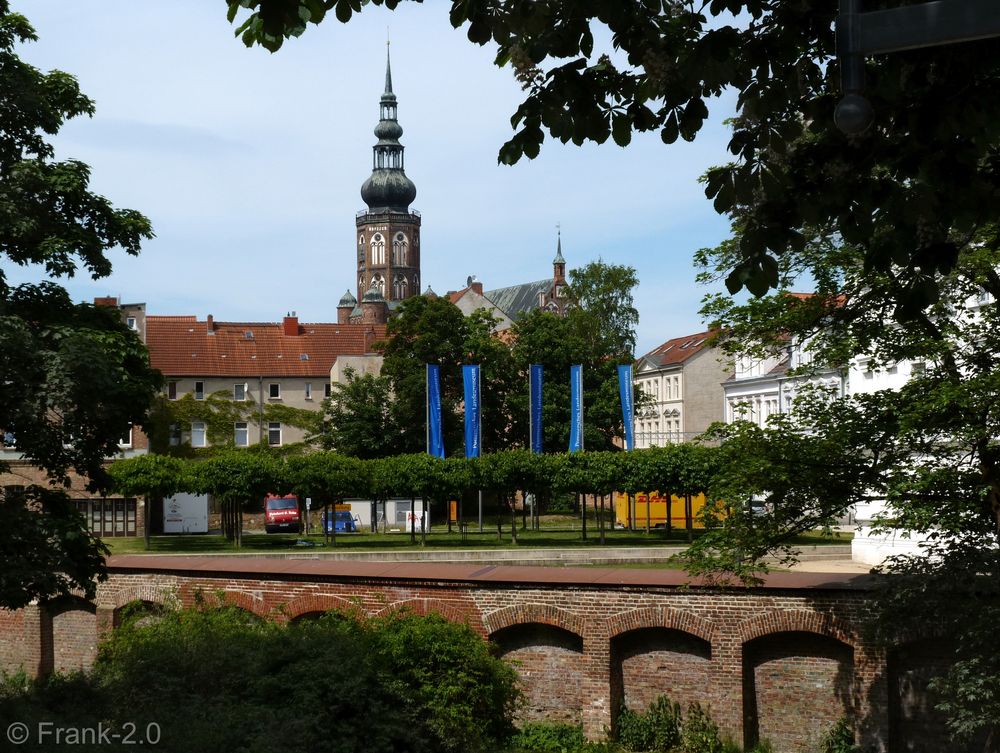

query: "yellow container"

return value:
[614, 491, 709, 529]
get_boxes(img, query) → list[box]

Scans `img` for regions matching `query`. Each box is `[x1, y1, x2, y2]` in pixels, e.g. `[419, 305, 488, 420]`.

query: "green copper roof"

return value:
[484, 279, 551, 319]
[361, 45, 415, 212]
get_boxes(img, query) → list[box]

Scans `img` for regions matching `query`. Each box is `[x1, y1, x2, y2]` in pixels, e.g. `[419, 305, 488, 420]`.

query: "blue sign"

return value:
[569, 364, 584, 453]
[618, 364, 635, 451]
[463, 364, 481, 458]
[529, 364, 543, 454]
[426, 364, 445, 458]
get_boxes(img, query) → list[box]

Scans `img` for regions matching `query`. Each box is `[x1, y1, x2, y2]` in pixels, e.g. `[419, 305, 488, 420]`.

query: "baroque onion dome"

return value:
[360, 46, 417, 212]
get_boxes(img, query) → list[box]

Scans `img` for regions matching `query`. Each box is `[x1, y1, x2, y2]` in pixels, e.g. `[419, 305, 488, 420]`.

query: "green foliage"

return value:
[646, 696, 682, 752]
[372, 295, 522, 457]
[4, 604, 521, 753]
[0, 2, 156, 608]
[567, 260, 640, 359]
[615, 705, 653, 752]
[511, 310, 629, 453]
[614, 695, 682, 753]
[679, 703, 724, 753]
[697, 230, 1000, 738]
[0, 486, 109, 610]
[108, 454, 187, 499]
[360, 609, 521, 753]
[510, 721, 586, 753]
[320, 366, 400, 457]
[819, 718, 858, 753]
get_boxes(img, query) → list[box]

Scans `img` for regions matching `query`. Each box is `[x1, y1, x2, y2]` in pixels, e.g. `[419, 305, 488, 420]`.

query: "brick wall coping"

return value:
[106, 555, 875, 593]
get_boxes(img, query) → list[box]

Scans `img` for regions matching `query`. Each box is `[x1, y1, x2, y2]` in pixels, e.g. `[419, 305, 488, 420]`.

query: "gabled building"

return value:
[146, 313, 384, 448]
[634, 330, 731, 447]
[484, 232, 571, 321]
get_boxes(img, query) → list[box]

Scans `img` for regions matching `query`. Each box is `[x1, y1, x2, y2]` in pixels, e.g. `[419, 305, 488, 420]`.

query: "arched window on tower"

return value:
[371, 234, 385, 265]
[393, 274, 408, 300]
[371, 274, 385, 294]
[392, 233, 408, 266]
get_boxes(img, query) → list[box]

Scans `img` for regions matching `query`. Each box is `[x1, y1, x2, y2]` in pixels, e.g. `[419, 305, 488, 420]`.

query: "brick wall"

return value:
[0, 558, 954, 753]
[493, 623, 584, 725]
[743, 632, 853, 752]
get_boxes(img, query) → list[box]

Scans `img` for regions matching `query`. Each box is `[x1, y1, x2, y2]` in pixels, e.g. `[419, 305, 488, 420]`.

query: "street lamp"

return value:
[836, 0, 1000, 134]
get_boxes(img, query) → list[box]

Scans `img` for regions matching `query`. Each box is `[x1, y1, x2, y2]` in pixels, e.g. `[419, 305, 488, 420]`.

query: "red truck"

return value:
[263, 494, 302, 534]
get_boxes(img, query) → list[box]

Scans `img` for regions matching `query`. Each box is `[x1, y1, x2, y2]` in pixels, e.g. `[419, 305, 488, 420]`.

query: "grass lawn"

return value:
[104, 519, 853, 556]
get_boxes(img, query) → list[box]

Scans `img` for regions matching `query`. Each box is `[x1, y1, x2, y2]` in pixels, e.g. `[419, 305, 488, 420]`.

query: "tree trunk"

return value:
[510, 494, 518, 544]
[685, 493, 693, 544]
[420, 497, 426, 546]
[496, 493, 503, 541]
[410, 496, 416, 545]
[144, 495, 152, 551]
[580, 493, 587, 540]
[599, 494, 606, 545]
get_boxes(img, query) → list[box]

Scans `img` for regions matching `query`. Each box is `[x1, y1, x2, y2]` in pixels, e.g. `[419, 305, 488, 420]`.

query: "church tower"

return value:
[356, 45, 421, 305]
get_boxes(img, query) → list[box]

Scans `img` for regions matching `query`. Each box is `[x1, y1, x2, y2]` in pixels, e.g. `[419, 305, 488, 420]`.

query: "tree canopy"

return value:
[691, 227, 1000, 745]
[0, 3, 159, 608]
[227, 0, 1000, 317]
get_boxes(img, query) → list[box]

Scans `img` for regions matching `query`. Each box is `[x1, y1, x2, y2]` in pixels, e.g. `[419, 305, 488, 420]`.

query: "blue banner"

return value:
[463, 364, 481, 458]
[426, 364, 444, 458]
[569, 364, 584, 453]
[529, 364, 543, 454]
[618, 364, 635, 451]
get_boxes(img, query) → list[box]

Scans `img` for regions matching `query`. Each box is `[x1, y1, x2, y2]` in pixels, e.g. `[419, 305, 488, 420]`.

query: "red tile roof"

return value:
[637, 329, 717, 368]
[146, 317, 385, 377]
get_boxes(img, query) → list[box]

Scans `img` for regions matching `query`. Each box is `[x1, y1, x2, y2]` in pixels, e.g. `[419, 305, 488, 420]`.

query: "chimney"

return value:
[206, 314, 215, 334]
[283, 314, 299, 336]
[471, 281, 483, 296]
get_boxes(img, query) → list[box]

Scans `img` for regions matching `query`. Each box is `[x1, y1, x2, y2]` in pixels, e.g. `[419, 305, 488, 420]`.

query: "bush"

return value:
[361, 609, 521, 753]
[510, 721, 586, 752]
[679, 703, 724, 753]
[820, 718, 858, 753]
[1, 605, 521, 753]
[646, 695, 682, 751]
[616, 705, 654, 751]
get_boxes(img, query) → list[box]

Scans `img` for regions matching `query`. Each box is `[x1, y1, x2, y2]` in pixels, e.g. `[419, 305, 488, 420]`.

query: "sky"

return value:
[12, 1, 737, 356]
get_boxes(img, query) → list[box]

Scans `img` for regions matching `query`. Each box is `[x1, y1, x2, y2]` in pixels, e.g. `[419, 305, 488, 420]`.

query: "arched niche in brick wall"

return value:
[610, 627, 713, 721]
[491, 622, 585, 726]
[742, 631, 854, 753]
[112, 599, 168, 629]
[44, 595, 98, 675]
[277, 594, 358, 624]
[483, 603, 587, 639]
[887, 638, 971, 753]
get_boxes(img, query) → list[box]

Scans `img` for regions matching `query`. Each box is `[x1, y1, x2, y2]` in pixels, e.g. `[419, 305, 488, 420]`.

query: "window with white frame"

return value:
[169, 423, 181, 446]
[233, 383, 246, 401]
[304, 382, 313, 400]
[119, 425, 133, 448]
[234, 422, 248, 447]
[167, 381, 177, 400]
[126, 316, 137, 331]
[371, 234, 385, 265]
[190, 422, 207, 447]
[392, 233, 408, 265]
[268, 383, 281, 400]
[194, 381, 205, 400]
[267, 422, 282, 446]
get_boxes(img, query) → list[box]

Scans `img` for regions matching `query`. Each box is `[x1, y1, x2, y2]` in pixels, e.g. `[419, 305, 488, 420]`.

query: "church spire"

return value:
[384, 41, 393, 96]
[360, 43, 416, 212]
